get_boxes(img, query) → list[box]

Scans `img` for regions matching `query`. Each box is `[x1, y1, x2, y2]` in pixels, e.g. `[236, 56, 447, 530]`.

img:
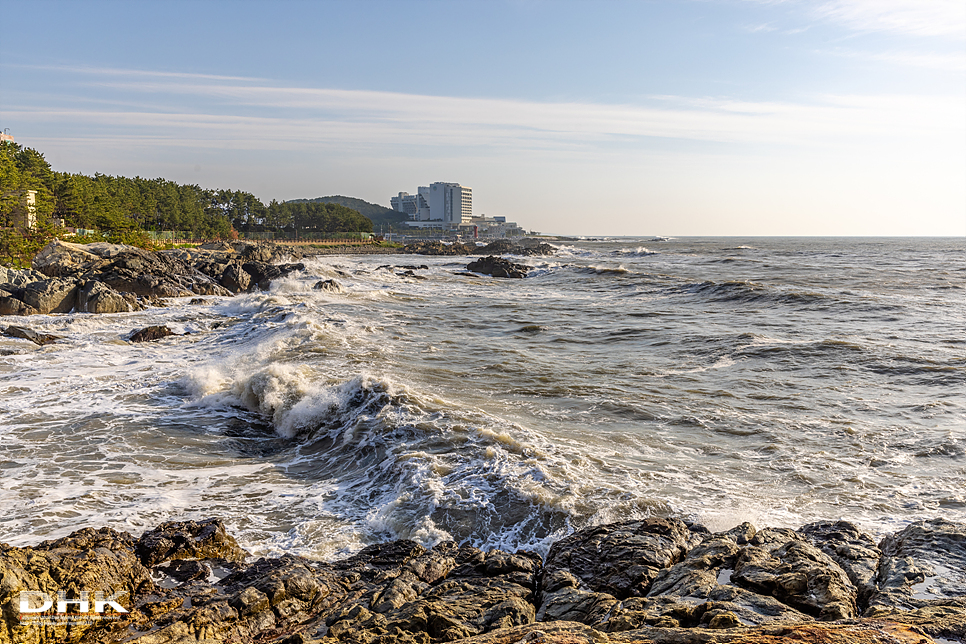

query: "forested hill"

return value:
[291, 196, 409, 231]
[0, 143, 373, 238]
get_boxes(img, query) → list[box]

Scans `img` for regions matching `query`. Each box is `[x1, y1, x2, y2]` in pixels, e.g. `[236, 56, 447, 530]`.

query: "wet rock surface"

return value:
[128, 325, 176, 342]
[2, 325, 61, 346]
[403, 240, 556, 257]
[0, 241, 305, 316]
[313, 278, 345, 292]
[0, 517, 962, 644]
[466, 256, 530, 278]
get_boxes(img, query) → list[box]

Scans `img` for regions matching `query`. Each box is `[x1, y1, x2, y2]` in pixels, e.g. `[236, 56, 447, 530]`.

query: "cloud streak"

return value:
[3, 68, 960, 158]
[812, 0, 966, 38]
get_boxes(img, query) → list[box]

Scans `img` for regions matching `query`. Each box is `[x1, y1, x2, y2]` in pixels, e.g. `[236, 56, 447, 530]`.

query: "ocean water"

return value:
[1, 237, 963, 559]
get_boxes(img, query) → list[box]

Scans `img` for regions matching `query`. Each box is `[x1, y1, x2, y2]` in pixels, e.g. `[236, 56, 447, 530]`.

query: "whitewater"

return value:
[1, 237, 963, 561]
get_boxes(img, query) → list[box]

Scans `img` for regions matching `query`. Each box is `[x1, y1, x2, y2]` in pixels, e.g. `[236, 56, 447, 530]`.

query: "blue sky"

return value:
[1, 0, 963, 235]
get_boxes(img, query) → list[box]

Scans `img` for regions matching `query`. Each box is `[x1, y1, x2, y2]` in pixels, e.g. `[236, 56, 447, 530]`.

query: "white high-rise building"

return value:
[391, 182, 472, 229]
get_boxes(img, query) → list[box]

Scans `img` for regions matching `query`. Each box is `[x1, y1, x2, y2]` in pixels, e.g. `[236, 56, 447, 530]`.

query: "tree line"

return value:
[0, 143, 373, 239]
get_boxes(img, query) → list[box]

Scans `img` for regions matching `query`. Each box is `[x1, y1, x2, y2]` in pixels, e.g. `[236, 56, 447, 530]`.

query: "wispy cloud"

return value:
[9, 63, 264, 83]
[812, 0, 966, 38]
[2, 66, 961, 164]
[746, 0, 965, 37]
[828, 47, 966, 71]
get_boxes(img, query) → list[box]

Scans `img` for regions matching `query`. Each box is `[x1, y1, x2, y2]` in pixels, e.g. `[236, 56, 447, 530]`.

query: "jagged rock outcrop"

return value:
[20, 278, 81, 314]
[0, 266, 46, 287]
[76, 280, 143, 314]
[128, 325, 176, 342]
[466, 256, 529, 279]
[863, 518, 966, 643]
[2, 325, 61, 346]
[0, 295, 38, 316]
[402, 240, 556, 257]
[314, 279, 344, 293]
[0, 527, 154, 644]
[29, 240, 231, 300]
[0, 518, 962, 644]
[403, 241, 477, 256]
[475, 240, 556, 257]
[242, 261, 306, 290]
[0, 240, 308, 316]
[137, 519, 249, 567]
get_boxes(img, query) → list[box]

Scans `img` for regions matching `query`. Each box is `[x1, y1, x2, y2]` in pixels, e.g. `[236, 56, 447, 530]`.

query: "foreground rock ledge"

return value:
[0, 517, 962, 644]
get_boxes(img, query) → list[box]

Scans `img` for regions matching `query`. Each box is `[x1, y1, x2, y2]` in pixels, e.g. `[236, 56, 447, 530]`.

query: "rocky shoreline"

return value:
[1, 517, 962, 644]
[0, 238, 553, 319]
[0, 240, 306, 317]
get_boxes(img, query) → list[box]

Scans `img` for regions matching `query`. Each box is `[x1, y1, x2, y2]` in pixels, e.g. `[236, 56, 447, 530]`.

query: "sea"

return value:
[1, 237, 964, 560]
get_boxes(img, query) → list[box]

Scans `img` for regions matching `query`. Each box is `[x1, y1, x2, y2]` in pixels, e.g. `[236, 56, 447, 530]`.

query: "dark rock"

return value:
[518, 243, 556, 256]
[541, 518, 706, 601]
[475, 240, 518, 255]
[156, 559, 212, 583]
[32, 240, 232, 299]
[0, 527, 154, 644]
[403, 241, 476, 256]
[243, 261, 304, 290]
[2, 517, 962, 644]
[137, 518, 249, 567]
[129, 325, 175, 342]
[188, 298, 207, 305]
[77, 280, 143, 314]
[867, 518, 966, 614]
[0, 295, 38, 316]
[471, 240, 556, 257]
[731, 534, 857, 620]
[800, 520, 882, 609]
[2, 325, 61, 346]
[466, 256, 530, 279]
[220, 263, 252, 293]
[0, 266, 46, 287]
[313, 278, 344, 293]
[21, 278, 80, 314]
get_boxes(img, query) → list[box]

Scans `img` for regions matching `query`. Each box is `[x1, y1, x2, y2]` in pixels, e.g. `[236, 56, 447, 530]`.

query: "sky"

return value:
[0, 0, 964, 236]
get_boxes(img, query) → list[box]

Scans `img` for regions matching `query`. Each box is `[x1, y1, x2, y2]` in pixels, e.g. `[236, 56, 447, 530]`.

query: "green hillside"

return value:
[291, 196, 409, 231]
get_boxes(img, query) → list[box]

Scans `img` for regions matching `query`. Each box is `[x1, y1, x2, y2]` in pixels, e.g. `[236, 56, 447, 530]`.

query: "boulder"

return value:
[0, 527, 154, 644]
[519, 243, 556, 256]
[403, 241, 476, 256]
[32, 240, 232, 299]
[137, 518, 249, 567]
[31, 239, 103, 277]
[475, 240, 518, 255]
[2, 325, 61, 346]
[77, 280, 143, 314]
[220, 263, 252, 293]
[129, 325, 175, 342]
[313, 278, 344, 293]
[867, 518, 966, 614]
[731, 534, 857, 620]
[20, 278, 80, 314]
[800, 520, 882, 608]
[466, 256, 530, 279]
[541, 519, 706, 602]
[2, 517, 963, 644]
[0, 296, 38, 316]
[243, 261, 304, 290]
[0, 266, 46, 287]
